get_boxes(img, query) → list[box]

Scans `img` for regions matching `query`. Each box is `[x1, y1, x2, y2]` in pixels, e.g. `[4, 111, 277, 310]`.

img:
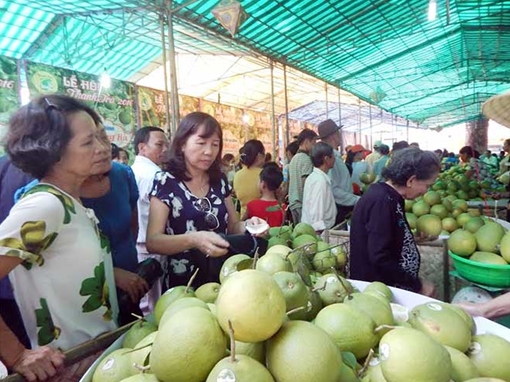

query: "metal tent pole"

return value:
[270, 60, 276, 160]
[406, 119, 410, 142]
[325, 82, 328, 119]
[166, 0, 180, 136]
[369, 104, 373, 149]
[283, 63, 290, 146]
[338, 87, 343, 153]
[159, 12, 171, 133]
[358, 99, 362, 144]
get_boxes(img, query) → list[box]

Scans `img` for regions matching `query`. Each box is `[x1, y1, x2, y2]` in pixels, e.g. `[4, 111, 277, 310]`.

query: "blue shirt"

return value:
[82, 162, 139, 272]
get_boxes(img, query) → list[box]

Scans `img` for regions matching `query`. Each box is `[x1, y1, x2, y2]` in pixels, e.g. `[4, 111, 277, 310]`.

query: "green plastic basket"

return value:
[449, 251, 510, 288]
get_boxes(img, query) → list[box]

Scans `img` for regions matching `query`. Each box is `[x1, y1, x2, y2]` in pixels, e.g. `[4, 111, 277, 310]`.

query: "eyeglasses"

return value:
[193, 197, 220, 231]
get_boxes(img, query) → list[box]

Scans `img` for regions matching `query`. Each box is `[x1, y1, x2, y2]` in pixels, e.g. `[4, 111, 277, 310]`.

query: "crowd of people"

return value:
[1, 94, 510, 380]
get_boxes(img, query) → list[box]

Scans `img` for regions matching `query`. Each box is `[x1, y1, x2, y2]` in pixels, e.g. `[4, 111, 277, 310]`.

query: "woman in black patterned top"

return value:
[350, 147, 440, 296]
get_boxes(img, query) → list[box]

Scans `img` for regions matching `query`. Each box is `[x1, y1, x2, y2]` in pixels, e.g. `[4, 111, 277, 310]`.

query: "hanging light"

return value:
[100, 68, 111, 89]
[428, 0, 437, 21]
[211, 0, 249, 37]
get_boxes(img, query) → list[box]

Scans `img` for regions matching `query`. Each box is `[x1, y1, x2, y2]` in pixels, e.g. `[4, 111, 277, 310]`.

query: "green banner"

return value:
[26, 61, 136, 149]
[137, 86, 168, 129]
[0, 56, 20, 155]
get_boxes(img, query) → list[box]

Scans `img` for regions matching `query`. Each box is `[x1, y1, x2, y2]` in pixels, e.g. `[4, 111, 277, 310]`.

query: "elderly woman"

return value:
[0, 95, 117, 380]
[146, 112, 265, 289]
[349, 147, 440, 296]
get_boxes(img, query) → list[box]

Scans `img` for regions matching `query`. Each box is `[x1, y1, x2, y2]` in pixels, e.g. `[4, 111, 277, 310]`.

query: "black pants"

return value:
[0, 298, 31, 348]
[335, 204, 354, 226]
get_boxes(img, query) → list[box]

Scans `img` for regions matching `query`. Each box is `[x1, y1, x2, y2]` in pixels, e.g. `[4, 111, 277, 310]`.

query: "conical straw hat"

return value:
[482, 91, 510, 128]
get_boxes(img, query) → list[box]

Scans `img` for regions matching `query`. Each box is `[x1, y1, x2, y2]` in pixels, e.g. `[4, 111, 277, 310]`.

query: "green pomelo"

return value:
[442, 217, 459, 233]
[379, 327, 452, 382]
[234, 341, 265, 364]
[272, 271, 309, 320]
[150, 308, 226, 382]
[153, 286, 195, 325]
[220, 254, 251, 284]
[305, 290, 323, 321]
[216, 269, 286, 343]
[291, 234, 317, 253]
[344, 293, 394, 338]
[122, 321, 157, 349]
[312, 241, 337, 273]
[444, 303, 476, 334]
[457, 212, 473, 228]
[92, 348, 133, 382]
[206, 354, 275, 382]
[268, 235, 289, 249]
[423, 190, 441, 206]
[292, 222, 317, 239]
[411, 200, 430, 217]
[444, 345, 479, 382]
[314, 303, 378, 359]
[468, 334, 510, 381]
[453, 199, 468, 212]
[331, 245, 347, 269]
[475, 223, 506, 253]
[129, 331, 157, 375]
[265, 244, 292, 258]
[120, 374, 159, 382]
[195, 282, 221, 303]
[256, 252, 293, 275]
[463, 378, 508, 382]
[360, 172, 376, 184]
[339, 362, 362, 382]
[266, 320, 343, 382]
[500, 232, 510, 263]
[269, 225, 291, 239]
[361, 357, 387, 382]
[405, 213, 418, 230]
[448, 229, 477, 257]
[452, 208, 463, 218]
[416, 214, 442, 236]
[430, 204, 449, 219]
[442, 198, 453, 212]
[315, 273, 354, 306]
[464, 217, 485, 234]
[159, 297, 209, 328]
[468, 208, 482, 217]
[408, 302, 472, 352]
[469, 251, 508, 265]
[404, 199, 414, 212]
[363, 281, 393, 302]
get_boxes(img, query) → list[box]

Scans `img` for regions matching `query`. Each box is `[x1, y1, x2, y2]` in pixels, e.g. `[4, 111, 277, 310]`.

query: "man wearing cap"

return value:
[288, 128, 318, 223]
[365, 141, 383, 173]
[317, 119, 360, 224]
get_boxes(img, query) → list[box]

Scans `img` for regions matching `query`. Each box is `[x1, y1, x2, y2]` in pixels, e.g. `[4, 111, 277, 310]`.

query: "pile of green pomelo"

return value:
[90, 221, 510, 382]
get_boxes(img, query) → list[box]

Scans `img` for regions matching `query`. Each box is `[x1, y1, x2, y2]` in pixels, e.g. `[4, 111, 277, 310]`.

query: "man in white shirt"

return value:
[365, 140, 382, 173]
[317, 119, 360, 225]
[131, 126, 169, 314]
[301, 142, 336, 233]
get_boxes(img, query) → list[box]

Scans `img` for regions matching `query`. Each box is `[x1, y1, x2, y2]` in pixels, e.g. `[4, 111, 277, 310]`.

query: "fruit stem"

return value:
[185, 267, 200, 294]
[311, 284, 327, 292]
[374, 324, 397, 333]
[228, 319, 236, 363]
[130, 313, 144, 320]
[133, 364, 151, 374]
[252, 247, 260, 269]
[359, 348, 375, 377]
[286, 306, 305, 317]
[330, 267, 351, 299]
[121, 342, 153, 355]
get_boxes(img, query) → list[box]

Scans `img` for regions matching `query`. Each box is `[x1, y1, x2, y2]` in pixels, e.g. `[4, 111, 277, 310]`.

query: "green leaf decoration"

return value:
[266, 205, 282, 212]
[0, 237, 24, 251]
[23, 184, 76, 224]
[35, 298, 61, 346]
[100, 234, 111, 252]
[79, 262, 113, 320]
[341, 352, 358, 370]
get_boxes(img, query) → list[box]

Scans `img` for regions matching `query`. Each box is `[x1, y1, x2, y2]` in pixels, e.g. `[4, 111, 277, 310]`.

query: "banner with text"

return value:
[26, 61, 136, 148]
[0, 56, 20, 155]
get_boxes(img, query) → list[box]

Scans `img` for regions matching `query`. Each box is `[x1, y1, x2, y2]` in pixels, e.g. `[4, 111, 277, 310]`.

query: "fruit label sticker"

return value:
[306, 300, 313, 313]
[217, 369, 236, 381]
[468, 342, 481, 354]
[327, 276, 337, 284]
[369, 357, 381, 366]
[427, 303, 443, 311]
[102, 358, 115, 371]
[379, 343, 390, 361]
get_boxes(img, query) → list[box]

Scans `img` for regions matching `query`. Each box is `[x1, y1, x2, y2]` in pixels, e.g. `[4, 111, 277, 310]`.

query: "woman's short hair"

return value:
[165, 112, 223, 183]
[459, 146, 480, 159]
[310, 142, 334, 167]
[111, 143, 120, 159]
[5, 94, 101, 179]
[286, 141, 299, 156]
[382, 147, 440, 186]
[239, 139, 265, 167]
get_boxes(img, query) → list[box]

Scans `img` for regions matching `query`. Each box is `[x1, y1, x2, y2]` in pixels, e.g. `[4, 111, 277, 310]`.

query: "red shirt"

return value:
[246, 199, 286, 227]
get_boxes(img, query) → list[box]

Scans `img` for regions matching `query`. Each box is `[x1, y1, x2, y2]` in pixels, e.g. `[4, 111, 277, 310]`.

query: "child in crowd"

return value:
[243, 163, 286, 227]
